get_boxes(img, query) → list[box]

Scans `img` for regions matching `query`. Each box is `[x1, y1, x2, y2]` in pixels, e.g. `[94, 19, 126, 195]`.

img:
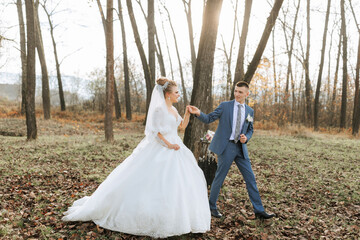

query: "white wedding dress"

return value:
[62, 85, 211, 238]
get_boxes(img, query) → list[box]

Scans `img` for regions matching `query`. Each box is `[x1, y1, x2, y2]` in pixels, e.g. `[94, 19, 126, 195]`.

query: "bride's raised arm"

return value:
[179, 106, 190, 130]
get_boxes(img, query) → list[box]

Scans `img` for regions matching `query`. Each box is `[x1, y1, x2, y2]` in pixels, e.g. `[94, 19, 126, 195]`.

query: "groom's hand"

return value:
[240, 134, 247, 144]
[187, 105, 200, 116]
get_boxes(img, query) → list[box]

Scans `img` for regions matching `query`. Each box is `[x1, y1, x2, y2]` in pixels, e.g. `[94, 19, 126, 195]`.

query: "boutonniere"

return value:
[246, 114, 253, 122]
[202, 130, 215, 143]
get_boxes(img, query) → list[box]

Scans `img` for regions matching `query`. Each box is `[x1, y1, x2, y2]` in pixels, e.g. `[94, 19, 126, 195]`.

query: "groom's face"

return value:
[234, 86, 249, 104]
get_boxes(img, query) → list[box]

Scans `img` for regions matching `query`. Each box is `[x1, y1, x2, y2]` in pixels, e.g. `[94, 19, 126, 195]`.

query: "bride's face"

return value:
[166, 86, 180, 103]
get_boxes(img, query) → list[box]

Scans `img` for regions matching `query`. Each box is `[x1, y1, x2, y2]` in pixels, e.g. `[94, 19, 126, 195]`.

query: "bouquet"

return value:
[203, 130, 215, 143]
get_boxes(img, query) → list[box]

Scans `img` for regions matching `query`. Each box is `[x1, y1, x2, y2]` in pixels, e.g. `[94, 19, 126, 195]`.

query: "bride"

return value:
[62, 77, 211, 238]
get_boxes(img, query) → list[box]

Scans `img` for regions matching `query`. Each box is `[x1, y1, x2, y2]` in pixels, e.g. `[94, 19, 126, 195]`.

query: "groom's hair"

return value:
[236, 81, 249, 89]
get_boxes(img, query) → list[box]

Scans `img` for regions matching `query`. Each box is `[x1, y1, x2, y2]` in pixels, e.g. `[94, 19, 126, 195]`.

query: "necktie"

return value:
[234, 104, 242, 143]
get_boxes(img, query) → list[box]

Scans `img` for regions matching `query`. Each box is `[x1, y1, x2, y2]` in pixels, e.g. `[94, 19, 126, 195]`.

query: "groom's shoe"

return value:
[210, 209, 222, 218]
[255, 211, 275, 220]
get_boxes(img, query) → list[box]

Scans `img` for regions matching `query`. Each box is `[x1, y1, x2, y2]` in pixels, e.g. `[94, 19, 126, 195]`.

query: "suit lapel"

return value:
[229, 100, 235, 129]
[241, 104, 249, 134]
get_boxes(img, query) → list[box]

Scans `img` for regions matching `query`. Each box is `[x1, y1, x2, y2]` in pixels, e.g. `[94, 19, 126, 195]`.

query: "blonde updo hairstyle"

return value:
[156, 77, 177, 97]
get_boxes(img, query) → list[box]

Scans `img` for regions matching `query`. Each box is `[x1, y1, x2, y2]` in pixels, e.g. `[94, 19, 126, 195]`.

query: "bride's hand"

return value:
[168, 144, 180, 150]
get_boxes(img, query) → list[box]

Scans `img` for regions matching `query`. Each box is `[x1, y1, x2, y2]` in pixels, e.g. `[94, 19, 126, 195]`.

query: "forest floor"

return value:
[0, 116, 359, 240]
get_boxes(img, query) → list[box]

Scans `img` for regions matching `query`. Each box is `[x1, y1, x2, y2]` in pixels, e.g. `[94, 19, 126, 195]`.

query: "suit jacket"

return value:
[197, 100, 254, 159]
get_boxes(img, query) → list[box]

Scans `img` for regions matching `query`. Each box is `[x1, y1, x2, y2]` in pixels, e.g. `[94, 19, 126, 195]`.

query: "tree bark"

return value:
[182, 0, 197, 76]
[340, 0, 348, 129]
[314, 0, 331, 130]
[353, 36, 360, 135]
[114, 80, 121, 119]
[34, 0, 50, 119]
[330, 29, 342, 127]
[304, 0, 312, 125]
[118, 0, 131, 120]
[349, 0, 360, 135]
[242, 0, 284, 84]
[126, 0, 153, 117]
[41, 3, 66, 111]
[16, 0, 27, 115]
[183, 0, 223, 151]
[25, 0, 37, 140]
[163, 5, 188, 106]
[148, 0, 156, 83]
[231, 0, 252, 99]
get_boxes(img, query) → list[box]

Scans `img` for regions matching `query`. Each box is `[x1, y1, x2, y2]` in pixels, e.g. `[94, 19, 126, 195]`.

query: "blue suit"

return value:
[197, 100, 265, 213]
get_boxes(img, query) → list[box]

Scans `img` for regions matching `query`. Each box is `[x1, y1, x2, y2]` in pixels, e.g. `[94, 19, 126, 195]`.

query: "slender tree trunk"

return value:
[148, 0, 156, 82]
[163, 5, 188, 105]
[330, 30, 342, 127]
[25, 0, 37, 140]
[353, 36, 360, 135]
[155, 28, 166, 76]
[16, 0, 27, 115]
[243, 0, 284, 84]
[42, 4, 66, 111]
[304, 0, 312, 126]
[231, 0, 252, 99]
[160, 9, 174, 79]
[314, 0, 331, 130]
[272, 27, 277, 103]
[114, 80, 121, 119]
[184, 0, 223, 151]
[349, 0, 360, 135]
[340, 0, 348, 129]
[182, 0, 196, 76]
[118, 0, 131, 120]
[34, 0, 50, 119]
[127, 0, 153, 117]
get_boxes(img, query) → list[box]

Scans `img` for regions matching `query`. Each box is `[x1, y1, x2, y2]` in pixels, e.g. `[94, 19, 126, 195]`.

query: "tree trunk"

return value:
[330, 29, 342, 127]
[42, 4, 66, 111]
[114, 80, 121, 119]
[25, 0, 37, 140]
[34, 0, 50, 119]
[163, 5, 188, 106]
[304, 0, 312, 126]
[353, 36, 360, 135]
[182, 0, 197, 76]
[340, 0, 348, 129]
[231, 0, 252, 99]
[155, 28, 166, 76]
[183, 0, 223, 151]
[127, 0, 153, 117]
[148, 0, 156, 83]
[242, 0, 284, 84]
[272, 27, 278, 103]
[314, 0, 331, 130]
[118, 0, 131, 120]
[160, 11, 174, 80]
[16, 0, 27, 115]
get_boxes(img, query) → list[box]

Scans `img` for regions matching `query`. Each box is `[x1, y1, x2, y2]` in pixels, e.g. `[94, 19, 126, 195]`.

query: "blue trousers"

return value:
[209, 141, 265, 213]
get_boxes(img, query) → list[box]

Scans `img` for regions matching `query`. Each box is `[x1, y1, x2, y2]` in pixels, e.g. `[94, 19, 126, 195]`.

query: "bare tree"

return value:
[148, 0, 156, 83]
[349, 0, 360, 135]
[184, 0, 223, 151]
[34, 0, 50, 119]
[162, 3, 188, 106]
[303, 0, 312, 125]
[16, 0, 27, 115]
[126, 0, 153, 117]
[314, 0, 331, 130]
[96, 0, 115, 141]
[41, 0, 66, 111]
[182, 0, 196, 76]
[340, 0, 348, 129]
[242, 0, 284, 84]
[25, 0, 37, 140]
[231, 0, 252, 99]
[117, 0, 131, 120]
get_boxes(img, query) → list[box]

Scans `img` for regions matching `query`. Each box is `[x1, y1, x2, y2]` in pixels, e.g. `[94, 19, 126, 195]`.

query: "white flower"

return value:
[246, 114, 253, 122]
[204, 130, 215, 142]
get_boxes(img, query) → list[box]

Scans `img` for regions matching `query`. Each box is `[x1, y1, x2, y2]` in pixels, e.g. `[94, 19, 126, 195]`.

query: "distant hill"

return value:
[0, 84, 21, 101]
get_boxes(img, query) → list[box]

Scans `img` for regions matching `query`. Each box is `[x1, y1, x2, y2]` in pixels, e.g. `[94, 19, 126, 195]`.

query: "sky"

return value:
[0, 0, 359, 93]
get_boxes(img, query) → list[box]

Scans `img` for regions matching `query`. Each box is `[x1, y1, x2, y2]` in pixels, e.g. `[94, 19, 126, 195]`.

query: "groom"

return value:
[188, 81, 274, 219]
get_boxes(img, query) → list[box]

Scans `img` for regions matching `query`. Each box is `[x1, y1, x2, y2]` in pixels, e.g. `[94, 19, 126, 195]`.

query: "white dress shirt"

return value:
[229, 101, 245, 141]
